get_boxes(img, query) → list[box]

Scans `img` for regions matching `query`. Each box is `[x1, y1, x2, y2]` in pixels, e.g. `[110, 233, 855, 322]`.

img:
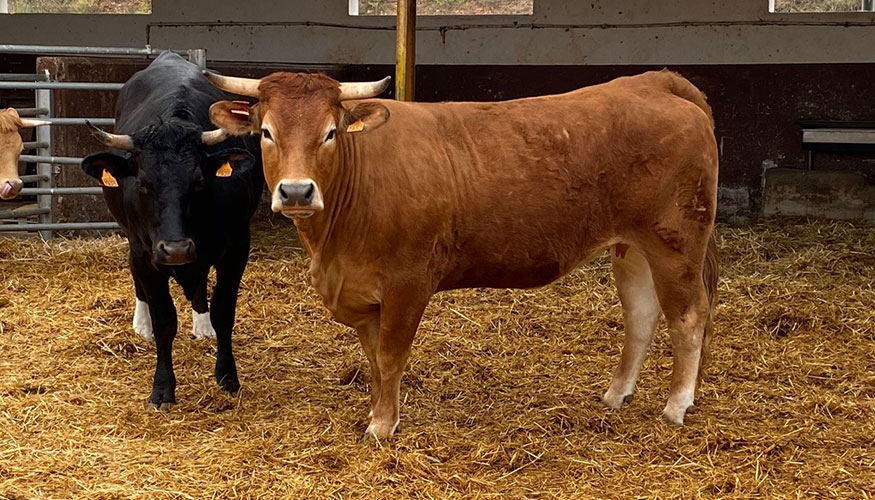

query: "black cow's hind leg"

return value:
[210, 237, 249, 395]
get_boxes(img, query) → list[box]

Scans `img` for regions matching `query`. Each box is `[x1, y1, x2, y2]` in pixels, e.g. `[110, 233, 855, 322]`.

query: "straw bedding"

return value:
[0, 218, 872, 499]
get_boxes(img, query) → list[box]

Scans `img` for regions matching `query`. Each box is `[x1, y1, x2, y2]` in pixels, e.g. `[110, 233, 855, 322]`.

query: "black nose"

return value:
[156, 239, 196, 265]
[278, 181, 315, 206]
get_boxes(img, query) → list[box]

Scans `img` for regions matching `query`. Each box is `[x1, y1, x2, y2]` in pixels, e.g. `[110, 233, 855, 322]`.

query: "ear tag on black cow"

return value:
[216, 162, 233, 178]
[101, 169, 119, 187]
[346, 120, 365, 133]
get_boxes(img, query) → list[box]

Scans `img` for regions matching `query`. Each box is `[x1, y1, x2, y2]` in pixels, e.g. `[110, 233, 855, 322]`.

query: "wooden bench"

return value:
[800, 120, 875, 169]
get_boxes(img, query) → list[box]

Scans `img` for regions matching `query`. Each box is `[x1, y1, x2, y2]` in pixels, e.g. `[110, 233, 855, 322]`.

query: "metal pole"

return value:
[36, 88, 53, 240]
[0, 44, 186, 57]
[348, 0, 359, 15]
[20, 187, 103, 195]
[188, 48, 207, 69]
[395, 0, 416, 101]
[0, 0, 8, 14]
[0, 222, 119, 232]
[0, 82, 123, 90]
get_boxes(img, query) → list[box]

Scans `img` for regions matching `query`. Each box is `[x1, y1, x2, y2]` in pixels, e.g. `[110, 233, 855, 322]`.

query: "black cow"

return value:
[81, 51, 263, 409]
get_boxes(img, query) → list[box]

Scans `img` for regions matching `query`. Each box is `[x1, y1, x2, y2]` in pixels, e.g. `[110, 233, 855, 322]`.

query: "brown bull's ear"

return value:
[343, 102, 390, 134]
[209, 100, 259, 136]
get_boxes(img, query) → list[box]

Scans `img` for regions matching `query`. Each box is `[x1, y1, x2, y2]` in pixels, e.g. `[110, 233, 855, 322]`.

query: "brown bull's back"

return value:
[331, 70, 716, 292]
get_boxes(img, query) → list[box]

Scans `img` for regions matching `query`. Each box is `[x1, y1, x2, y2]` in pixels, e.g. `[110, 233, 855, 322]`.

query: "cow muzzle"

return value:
[272, 179, 324, 219]
[155, 238, 196, 266]
[0, 179, 23, 200]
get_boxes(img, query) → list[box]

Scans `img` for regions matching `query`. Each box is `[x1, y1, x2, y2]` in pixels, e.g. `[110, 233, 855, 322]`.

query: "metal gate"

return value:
[0, 44, 206, 239]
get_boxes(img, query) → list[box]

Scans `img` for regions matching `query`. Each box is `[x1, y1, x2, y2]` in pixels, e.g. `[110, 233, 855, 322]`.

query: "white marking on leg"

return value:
[132, 299, 154, 342]
[603, 248, 661, 408]
[191, 309, 217, 340]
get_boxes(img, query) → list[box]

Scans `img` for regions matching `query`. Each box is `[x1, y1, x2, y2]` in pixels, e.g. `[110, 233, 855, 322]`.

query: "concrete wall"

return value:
[1, 0, 875, 65]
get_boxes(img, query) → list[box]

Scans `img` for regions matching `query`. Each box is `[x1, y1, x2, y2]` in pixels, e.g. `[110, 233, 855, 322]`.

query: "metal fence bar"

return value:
[0, 207, 49, 219]
[36, 88, 53, 240]
[20, 154, 83, 165]
[0, 82, 123, 90]
[19, 174, 49, 183]
[0, 222, 119, 232]
[15, 107, 50, 116]
[0, 44, 188, 57]
[0, 73, 49, 82]
[22, 142, 49, 150]
[22, 187, 102, 195]
[24, 118, 115, 126]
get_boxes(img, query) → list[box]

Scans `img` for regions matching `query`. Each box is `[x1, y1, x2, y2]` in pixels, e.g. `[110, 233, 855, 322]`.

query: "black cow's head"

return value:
[81, 119, 254, 266]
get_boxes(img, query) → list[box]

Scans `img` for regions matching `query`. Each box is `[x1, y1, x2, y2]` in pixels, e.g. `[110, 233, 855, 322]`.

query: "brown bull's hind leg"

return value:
[362, 288, 430, 441]
[646, 252, 710, 425]
[602, 246, 662, 409]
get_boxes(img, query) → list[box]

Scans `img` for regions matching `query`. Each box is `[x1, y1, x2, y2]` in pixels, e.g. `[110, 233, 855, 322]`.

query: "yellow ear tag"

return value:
[346, 120, 365, 133]
[101, 169, 118, 187]
[216, 162, 233, 178]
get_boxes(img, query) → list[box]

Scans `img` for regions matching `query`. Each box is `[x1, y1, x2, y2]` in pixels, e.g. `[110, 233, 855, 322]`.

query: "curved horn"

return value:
[201, 128, 229, 146]
[86, 120, 135, 150]
[18, 118, 51, 128]
[203, 70, 260, 97]
[338, 76, 392, 101]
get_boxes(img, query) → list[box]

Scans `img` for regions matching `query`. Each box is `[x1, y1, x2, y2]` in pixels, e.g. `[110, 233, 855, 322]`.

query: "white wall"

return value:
[1, 0, 874, 65]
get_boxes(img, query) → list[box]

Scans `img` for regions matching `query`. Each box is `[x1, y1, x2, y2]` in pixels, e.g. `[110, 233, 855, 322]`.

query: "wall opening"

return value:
[771, 0, 872, 12]
[6, 0, 151, 14]
[350, 0, 532, 16]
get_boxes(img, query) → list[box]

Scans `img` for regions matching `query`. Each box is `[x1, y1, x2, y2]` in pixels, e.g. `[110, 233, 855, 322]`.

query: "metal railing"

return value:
[0, 44, 206, 238]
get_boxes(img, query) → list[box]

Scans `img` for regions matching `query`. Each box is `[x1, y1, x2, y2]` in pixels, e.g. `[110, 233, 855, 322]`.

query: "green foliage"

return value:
[8, 0, 150, 14]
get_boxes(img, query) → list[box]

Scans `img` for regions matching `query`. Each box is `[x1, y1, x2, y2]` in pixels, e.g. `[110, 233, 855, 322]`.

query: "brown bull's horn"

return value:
[18, 118, 51, 128]
[338, 76, 392, 101]
[203, 70, 260, 97]
[201, 128, 229, 146]
[86, 120, 135, 150]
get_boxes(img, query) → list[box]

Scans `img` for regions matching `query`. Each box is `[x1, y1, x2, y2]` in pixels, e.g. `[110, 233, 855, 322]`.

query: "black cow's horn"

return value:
[338, 76, 392, 101]
[86, 121, 135, 150]
[203, 70, 260, 97]
[201, 128, 229, 146]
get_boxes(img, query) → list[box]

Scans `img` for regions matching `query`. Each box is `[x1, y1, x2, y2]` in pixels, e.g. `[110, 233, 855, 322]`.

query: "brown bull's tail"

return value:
[699, 232, 719, 380]
[660, 69, 715, 130]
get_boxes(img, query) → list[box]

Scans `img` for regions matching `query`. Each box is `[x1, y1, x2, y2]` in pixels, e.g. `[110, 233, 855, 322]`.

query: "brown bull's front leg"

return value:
[362, 287, 430, 441]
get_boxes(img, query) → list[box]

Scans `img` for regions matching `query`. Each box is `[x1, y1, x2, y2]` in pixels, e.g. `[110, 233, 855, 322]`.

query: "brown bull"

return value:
[0, 108, 49, 200]
[207, 69, 719, 439]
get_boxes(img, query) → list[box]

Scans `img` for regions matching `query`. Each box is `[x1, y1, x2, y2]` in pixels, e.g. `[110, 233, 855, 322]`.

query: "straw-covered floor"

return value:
[0, 218, 873, 499]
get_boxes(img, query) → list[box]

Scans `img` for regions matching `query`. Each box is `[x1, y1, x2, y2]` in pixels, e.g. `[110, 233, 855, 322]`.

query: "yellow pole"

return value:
[395, 0, 416, 101]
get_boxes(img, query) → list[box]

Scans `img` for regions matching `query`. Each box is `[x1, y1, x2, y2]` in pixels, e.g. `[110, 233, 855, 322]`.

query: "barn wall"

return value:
[0, 0, 874, 65]
[2, 0, 875, 224]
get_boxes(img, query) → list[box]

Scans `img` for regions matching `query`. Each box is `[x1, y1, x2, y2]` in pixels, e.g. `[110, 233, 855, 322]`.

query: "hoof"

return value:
[363, 419, 400, 441]
[192, 309, 217, 340]
[601, 392, 634, 409]
[661, 404, 693, 426]
[217, 376, 240, 395]
[147, 401, 175, 411]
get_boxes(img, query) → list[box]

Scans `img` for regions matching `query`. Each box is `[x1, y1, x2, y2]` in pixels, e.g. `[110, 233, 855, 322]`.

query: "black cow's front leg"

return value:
[210, 238, 249, 395]
[133, 260, 178, 409]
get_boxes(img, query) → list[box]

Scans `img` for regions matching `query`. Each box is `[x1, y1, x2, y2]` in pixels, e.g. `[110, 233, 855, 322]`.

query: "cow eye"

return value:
[261, 128, 273, 141]
[325, 128, 336, 143]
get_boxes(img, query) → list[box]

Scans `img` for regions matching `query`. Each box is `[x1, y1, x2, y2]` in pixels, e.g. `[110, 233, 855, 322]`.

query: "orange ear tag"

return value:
[216, 162, 233, 178]
[101, 169, 119, 187]
[346, 120, 365, 133]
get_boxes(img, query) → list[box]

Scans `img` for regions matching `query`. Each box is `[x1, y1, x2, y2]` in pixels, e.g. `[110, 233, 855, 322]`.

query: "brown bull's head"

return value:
[0, 108, 49, 200]
[205, 71, 390, 219]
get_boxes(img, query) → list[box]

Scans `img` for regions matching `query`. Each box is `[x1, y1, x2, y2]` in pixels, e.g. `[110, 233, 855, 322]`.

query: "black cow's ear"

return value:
[342, 102, 390, 134]
[205, 148, 254, 178]
[81, 152, 135, 187]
